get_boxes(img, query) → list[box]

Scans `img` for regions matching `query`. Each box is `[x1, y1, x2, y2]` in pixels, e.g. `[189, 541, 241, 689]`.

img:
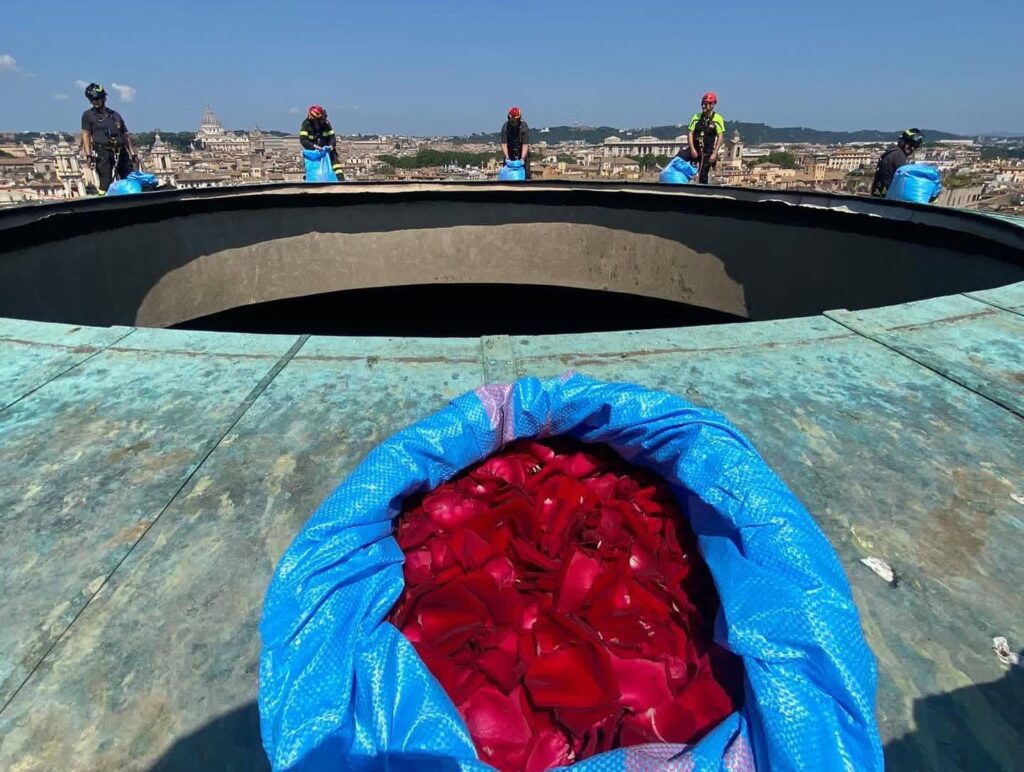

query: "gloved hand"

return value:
[131, 154, 140, 170]
[86, 151, 97, 170]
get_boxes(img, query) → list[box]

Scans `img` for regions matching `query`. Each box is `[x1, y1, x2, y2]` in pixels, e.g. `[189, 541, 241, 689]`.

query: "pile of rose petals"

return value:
[389, 439, 743, 772]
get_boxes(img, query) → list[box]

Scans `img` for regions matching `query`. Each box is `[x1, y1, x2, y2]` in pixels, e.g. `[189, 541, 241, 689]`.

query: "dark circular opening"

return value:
[1, 184, 1022, 333]
[171, 284, 747, 337]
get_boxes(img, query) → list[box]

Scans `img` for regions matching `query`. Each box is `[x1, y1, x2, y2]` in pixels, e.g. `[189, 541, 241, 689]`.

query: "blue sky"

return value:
[2, 0, 1022, 135]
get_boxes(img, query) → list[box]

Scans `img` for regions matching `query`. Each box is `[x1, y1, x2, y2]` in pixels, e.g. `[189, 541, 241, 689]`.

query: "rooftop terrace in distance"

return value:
[0, 182, 1021, 771]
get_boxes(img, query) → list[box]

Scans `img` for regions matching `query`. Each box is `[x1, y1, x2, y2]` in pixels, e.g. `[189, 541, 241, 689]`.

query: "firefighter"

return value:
[80, 83, 136, 195]
[299, 105, 345, 180]
[679, 91, 725, 184]
[871, 129, 925, 197]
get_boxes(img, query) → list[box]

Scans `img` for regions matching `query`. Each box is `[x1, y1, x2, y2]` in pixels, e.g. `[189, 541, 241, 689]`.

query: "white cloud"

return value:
[0, 54, 18, 74]
[53, 94, 69, 100]
[288, 106, 300, 114]
[110, 82, 136, 102]
[75, 79, 89, 90]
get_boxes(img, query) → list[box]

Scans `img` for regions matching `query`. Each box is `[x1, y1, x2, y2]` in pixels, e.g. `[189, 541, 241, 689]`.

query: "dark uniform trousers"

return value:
[678, 145, 716, 185]
[96, 147, 133, 194]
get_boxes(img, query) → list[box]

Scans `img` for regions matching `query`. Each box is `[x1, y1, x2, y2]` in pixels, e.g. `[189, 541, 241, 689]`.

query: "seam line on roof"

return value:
[0, 333, 309, 717]
[823, 313, 1022, 420]
[963, 292, 1024, 319]
[0, 327, 137, 413]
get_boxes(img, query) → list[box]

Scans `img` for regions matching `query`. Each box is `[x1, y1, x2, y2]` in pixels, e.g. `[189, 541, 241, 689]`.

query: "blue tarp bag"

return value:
[886, 163, 942, 204]
[128, 171, 159, 189]
[106, 171, 160, 196]
[260, 374, 883, 772]
[303, 148, 339, 183]
[105, 178, 142, 196]
[498, 159, 526, 181]
[659, 156, 698, 184]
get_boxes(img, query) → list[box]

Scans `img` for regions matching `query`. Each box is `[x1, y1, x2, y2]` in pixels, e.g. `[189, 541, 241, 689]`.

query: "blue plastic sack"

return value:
[659, 156, 698, 184]
[886, 163, 942, 204]
[498, 159, 526, 181]
[128, 171, 159, 189]
[105, 178, 142, 196]
[260, 374, 882, 771]
[303, 148, 339, 183]
[105, 171, 159, 196]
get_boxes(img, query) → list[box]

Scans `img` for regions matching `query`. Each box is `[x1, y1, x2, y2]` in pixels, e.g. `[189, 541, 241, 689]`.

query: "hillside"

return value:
[452, 122, 968, 146]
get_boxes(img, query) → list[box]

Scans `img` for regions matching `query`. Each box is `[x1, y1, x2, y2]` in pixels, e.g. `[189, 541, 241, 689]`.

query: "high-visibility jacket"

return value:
[299, 118, 336, 151]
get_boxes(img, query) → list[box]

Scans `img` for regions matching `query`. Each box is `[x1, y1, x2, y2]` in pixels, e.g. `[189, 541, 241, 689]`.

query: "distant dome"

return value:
[605, 136, 621, 143]
[198, 108, 225, 136]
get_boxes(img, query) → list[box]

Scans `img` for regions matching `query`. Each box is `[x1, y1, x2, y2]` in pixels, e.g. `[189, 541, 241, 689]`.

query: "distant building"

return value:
[261, 134, 302, 155]
[195, 107, 251, 154]
[602, 135, 685, 158]
[802, 155, 829, 181]
[994, 166, 1024, 184]
[728, 130, 744, 169]
[0, 156, 35, 180]
[935, 185, 984, 208]
[176, 171, 233, 190]
[53, 136, 86, 198]
[599, 156, 641, 178]
[147, 132, 176, 187]
[827, 148, 876, 171]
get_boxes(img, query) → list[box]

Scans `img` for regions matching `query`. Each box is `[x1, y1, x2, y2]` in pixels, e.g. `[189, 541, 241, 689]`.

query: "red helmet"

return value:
[307, 105, 326, 120]
[508, 106, 521, 119]
[701, 91, 718, 105]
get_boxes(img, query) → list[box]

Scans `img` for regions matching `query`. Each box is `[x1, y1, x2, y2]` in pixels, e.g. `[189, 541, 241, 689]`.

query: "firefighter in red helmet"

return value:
[299, 105, 345, 180]
[500, 106, 531, 179]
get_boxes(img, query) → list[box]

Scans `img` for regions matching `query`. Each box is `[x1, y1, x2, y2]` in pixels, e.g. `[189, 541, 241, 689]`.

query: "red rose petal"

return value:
[423, 488, 485, 529]
[460, 686, 532, 768]
[404, 549, 434, 586]
[414, 582, 490, 650]
[524, 643, 618, 709]
[449, 529, 496, 570]
[554, 703, 619, 736]
[429, 538, 455, 573]
[523, 441, 557, 465]
[524, 729, 572, 772]
[558, 451, 600, 479]
[391, 438, 743, 768]
[509, 535, 560, 572]
[618, 709, 659, 747]
[519, 599, 540, 631]
[478, 647, 519, 692]
[394, 514, 436, 550]
[582, 472, 618, 504]
[583, 603, 647, 648]
[627, 540, 659, 578]
[482, 555, 516, 587]
[476, 454, 531, 486]
[554, 548, 603, 613]
[650, 670, 736, 743]
[610, 655, 672, 712]
[455, 569, 510, 626]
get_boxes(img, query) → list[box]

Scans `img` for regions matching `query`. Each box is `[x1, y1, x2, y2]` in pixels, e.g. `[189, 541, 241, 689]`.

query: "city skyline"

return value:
[2, 0, 1023, 136]
[4, 113, 1011, 141]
